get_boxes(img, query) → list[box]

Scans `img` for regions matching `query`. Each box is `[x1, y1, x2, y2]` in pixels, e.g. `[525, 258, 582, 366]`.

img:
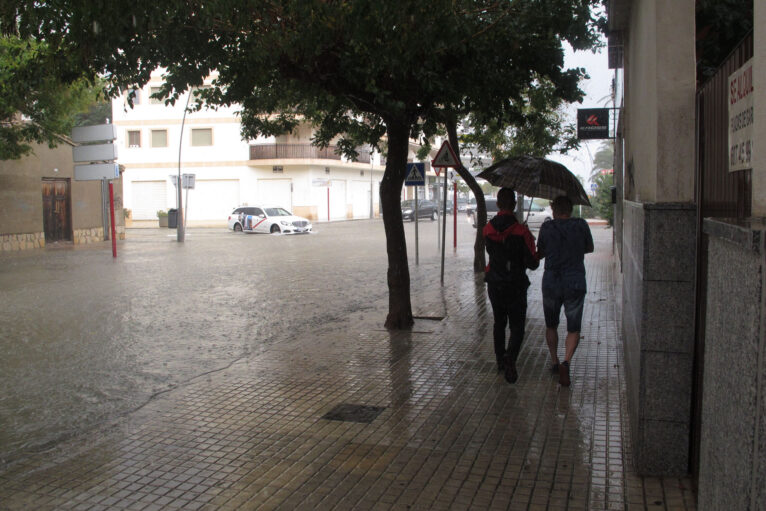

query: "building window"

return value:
[151, 129, 168, 147]
[272, 166, 283, 173]
[128, 130, 141, 148]
[126, 88, 141, 105]
[325, 167, 330, 174]
[191, 128, 212, 146]
[149, 86, 163, 105]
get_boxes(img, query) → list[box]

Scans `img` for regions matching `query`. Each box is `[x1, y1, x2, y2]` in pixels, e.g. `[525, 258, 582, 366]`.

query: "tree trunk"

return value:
[446, 119, 486, 273]
[380, 120, 414, 329]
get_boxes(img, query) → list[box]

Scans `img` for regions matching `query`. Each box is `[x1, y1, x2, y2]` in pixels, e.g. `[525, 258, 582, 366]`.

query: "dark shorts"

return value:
[542, 287, 586, 332]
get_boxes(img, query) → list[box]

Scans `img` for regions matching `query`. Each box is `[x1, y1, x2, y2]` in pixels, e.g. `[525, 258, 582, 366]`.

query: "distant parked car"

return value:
[467, 199, 553, 229]
[401, 199, 437, 221]
[457, 198, 468, 212]
[465, 197, 477, 216]
[436, 199, 454, 214]
[468, 197, 499, 227]
[228, 206, 312, 234]
[524, 201, 553, 228]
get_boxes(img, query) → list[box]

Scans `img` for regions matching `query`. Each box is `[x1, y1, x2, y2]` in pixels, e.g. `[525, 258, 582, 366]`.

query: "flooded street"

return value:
[0, 218, 473, 465]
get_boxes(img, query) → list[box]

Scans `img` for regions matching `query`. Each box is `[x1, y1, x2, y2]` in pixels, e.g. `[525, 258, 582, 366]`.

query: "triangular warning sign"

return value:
[432, 141, 460, 168]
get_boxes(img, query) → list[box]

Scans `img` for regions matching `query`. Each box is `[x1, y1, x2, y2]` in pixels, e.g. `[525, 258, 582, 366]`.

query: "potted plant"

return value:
[157, 209, 168, 228]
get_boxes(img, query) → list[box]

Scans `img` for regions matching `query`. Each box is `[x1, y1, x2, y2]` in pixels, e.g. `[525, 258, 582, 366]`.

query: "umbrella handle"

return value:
[524, 198, 534, 224]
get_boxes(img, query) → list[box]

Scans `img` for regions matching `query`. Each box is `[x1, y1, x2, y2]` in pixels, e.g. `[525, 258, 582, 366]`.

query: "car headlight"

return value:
[279, 220, 290, 226]
[403, 209, 412, 214]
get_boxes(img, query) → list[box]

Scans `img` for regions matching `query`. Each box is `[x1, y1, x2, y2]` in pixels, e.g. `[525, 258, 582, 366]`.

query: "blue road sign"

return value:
[405, 162, 426, 186]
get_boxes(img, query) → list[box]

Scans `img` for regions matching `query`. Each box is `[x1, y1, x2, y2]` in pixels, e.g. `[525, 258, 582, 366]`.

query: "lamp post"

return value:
[176, 90, 192, 242]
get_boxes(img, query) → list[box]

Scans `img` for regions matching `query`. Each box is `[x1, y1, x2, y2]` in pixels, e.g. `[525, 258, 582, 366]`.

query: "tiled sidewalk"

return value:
[0, 228, 695, 510]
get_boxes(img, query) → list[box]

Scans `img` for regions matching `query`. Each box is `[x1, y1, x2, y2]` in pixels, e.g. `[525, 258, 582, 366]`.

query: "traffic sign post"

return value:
[181, 173, 196, 230]
[405, 162, 425, 186]
[431, 141, 461, 285]
[71, 124, 118, 257]
[406, 163, 426, 264]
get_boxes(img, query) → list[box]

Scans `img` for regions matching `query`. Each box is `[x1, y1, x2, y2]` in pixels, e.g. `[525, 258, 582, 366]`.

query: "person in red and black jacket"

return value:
[483, 188, 540, 383]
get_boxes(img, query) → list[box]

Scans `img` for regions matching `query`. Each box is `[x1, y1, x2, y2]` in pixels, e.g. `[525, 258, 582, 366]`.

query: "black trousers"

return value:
[487, 284, 528, 363]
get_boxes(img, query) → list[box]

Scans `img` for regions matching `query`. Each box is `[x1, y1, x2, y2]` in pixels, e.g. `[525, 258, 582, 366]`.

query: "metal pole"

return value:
[108, 182, 117, 257]
[440, 169, 448, 285]
[415, 187, 419, 265]
[453, 180, 457, 250]
[370, 146, 374, 219]
[176, 92, 192, 242]
[101, 178, 110, 240]
[184, 184, 189, 231]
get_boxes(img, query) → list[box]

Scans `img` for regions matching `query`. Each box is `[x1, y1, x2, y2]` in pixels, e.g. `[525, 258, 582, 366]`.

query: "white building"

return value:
[113, 70, 441, 226]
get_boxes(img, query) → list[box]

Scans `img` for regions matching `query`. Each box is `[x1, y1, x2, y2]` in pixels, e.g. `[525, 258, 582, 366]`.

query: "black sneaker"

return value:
[504, 358, 518, 384]
[559, 361, 571, 386]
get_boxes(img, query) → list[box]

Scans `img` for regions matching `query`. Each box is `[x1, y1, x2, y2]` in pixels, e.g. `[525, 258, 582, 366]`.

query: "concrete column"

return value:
[619, 0, 697, 475]
[752, 2, 766, 215]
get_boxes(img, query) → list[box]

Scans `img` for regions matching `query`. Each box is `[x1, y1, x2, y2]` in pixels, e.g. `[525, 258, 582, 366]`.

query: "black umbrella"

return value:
[477, 155, 591, 207]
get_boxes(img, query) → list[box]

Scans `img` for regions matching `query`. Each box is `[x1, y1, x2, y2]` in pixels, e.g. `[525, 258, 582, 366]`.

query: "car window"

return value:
[486, 199, 498, 212]
[253, 208, 264, 216]
[264, 207, 290, 216]
[232, 208, 244, 214]
[531, 204, 544, 212]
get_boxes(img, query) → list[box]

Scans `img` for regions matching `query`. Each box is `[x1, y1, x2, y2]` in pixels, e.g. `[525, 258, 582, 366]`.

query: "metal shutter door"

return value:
[132, 181, 167, 220]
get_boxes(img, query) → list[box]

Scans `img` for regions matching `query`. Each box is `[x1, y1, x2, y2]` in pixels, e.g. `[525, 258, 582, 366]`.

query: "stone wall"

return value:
[0, 232, 45, 251]
[0, 227, 125, 252]
[622, 200, 696, 474]
[698, 219, 766, 510]
[73, 227, 104, 245]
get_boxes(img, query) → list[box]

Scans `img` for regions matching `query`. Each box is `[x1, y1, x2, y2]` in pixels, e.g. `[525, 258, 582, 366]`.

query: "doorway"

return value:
[42, 178, 72, 243]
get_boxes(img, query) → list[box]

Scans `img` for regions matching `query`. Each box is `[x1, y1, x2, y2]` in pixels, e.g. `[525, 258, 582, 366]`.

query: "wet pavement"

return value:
[0, 219, 695, 509]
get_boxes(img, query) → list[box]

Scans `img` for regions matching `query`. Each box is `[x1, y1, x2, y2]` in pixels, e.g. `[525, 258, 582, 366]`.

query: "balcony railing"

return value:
[249, 143, 379, 164]
[249, 143, 341, 161]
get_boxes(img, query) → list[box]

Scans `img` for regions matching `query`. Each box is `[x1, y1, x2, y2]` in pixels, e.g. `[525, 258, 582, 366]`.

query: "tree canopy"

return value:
[5, 0, 603, 327]
[0, 36, 98, 159]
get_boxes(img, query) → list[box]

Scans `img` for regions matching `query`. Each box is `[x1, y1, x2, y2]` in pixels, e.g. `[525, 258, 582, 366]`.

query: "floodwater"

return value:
[0, 218, 472, 466]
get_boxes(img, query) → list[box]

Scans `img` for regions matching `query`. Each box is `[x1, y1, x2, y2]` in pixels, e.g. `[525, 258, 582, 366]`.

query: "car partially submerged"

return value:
[228, 206, 313, 234]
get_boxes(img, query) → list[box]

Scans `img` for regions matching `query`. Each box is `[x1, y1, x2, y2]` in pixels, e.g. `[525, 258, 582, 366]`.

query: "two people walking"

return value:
[483, 189, 594, 386]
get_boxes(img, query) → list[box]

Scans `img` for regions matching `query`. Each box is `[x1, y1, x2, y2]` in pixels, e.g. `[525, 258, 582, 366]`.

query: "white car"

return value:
[468, 199, 552, 228]
[228, 206, 313, 234]
[524, 202, 553, 228]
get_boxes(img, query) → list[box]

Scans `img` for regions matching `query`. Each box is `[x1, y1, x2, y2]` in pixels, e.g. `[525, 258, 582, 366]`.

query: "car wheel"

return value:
[233, 223, 243, 232]
[270, 224, 280, 234]
[431, 211, 436, 221]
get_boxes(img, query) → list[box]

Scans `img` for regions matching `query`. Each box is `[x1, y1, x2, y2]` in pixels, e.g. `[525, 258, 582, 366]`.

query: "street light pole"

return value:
[176, 91, 192, 242]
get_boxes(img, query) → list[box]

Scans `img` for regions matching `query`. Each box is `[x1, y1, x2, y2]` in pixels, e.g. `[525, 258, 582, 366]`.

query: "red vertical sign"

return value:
[108, 182, 117, 258]
[453, 183, 457, 249]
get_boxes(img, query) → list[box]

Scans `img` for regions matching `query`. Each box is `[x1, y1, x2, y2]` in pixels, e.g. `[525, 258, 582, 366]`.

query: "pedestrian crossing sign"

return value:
[405, 162, 425, 186]
[431, 140, 460, 168]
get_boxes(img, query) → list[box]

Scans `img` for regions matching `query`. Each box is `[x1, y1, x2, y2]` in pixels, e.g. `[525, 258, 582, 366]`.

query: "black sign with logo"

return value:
[577, 108, 610, 139]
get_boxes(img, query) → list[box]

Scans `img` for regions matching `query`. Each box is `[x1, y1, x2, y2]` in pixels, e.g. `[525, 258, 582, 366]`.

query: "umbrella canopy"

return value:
[477, 156, 591, 207]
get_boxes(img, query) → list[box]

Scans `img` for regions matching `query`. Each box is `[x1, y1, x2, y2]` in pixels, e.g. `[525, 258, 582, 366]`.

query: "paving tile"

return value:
[0, 226, 696, 510]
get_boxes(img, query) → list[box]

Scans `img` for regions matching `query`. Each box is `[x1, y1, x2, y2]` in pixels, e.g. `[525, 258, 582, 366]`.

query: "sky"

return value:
[548, 40, 614, 190]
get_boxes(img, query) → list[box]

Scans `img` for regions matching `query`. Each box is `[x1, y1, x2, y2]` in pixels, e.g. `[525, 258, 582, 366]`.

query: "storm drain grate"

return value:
[322, 404, 386, 423]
